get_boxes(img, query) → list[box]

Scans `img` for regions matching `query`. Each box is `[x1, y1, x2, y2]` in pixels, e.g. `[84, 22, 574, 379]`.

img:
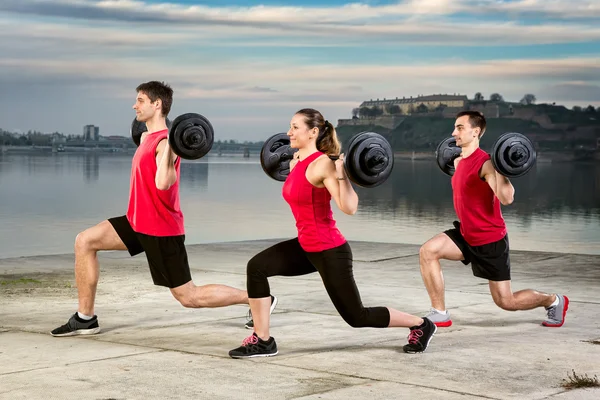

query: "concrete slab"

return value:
[295, 381, 488, 399]
[0, 349, 369, 400]
[1, 239, 599, 400]
[0, 332, 157, 375]
[549, 388, 600, 400]
[274, 336, 600, 400]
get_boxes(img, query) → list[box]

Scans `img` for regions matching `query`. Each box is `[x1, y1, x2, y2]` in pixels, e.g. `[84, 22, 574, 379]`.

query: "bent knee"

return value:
[345, 318, 366, 328]
[494, 297, 517, 311]
[174, 294, 196, 308]
[170, 289, 196, 308]
[247, 255, 267, 276]
[341, 312, 369, 328]
[419, 242, 440, 263]
[75, 230, 96, 252]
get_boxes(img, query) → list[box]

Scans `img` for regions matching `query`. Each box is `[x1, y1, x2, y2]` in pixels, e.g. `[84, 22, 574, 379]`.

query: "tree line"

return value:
[350, 93, 598, 118]
[0, 129, 266, 147]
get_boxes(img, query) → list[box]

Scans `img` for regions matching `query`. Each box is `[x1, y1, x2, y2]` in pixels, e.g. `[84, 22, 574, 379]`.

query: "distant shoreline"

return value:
[393, 151, 600, 163]
[2, 146, 598, 163]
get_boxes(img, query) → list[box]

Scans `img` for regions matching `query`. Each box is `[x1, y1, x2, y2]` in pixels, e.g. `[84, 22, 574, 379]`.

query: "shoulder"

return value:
[155, 137, 168, 153]
[477, 148, 491, 161]
[313, 154, 334, 170]
[479, 159, 495, 179]
[308, 154, 334, 179]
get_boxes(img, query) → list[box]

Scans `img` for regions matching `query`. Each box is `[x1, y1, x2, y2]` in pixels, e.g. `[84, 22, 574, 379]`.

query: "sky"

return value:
[0, 0, 599, 140]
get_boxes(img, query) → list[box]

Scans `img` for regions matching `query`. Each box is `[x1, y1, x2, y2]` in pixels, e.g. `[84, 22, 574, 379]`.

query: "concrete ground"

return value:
[1, 240, 599, 400]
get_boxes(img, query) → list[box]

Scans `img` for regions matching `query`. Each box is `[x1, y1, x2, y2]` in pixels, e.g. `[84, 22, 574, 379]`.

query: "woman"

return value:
[229, 108, 435, 358]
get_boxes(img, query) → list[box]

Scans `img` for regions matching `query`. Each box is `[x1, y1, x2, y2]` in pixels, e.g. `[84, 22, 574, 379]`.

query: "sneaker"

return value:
[542, 294, 569, 327]
[403, 317, 437, 354]
[245, 295, 278, 329]
[50, 313, 101, 337]
[229, 332, 278, 358]
[424, 308, 452, 327]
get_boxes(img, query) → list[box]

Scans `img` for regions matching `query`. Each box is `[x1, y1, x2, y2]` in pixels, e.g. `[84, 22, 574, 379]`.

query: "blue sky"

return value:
[0, 0, 599, 139]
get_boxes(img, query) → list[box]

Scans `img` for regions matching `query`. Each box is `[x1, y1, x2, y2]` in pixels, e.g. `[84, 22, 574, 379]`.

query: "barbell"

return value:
[435, 132, 537, 178]
[130, 113, 214, 160]
[260, 131, 394, 188]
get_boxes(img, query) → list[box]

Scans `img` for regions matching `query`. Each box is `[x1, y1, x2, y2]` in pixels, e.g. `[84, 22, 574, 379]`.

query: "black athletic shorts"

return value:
[444, 221, 511, 281]
[108, 215, 191, 289]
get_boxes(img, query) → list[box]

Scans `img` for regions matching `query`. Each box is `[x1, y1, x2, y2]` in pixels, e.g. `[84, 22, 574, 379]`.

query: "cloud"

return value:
[0, 18, 198, 48]
[1, 0, 600, 46]
[3, 0, 599, 23]
[478, 0, 600, 19]
[538, 82, 600, 102]
[246, 86, 278, 93]
[0, 1, 599, 139]
[2, 55, 598, 94]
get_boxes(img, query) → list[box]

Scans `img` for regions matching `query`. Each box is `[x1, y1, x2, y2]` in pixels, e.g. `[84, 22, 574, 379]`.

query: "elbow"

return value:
[344, 199, 359, 215]
[345, 206, 358, 216]
[500, 193, 515, 206]
[155, 180, 171, 191]
[155, 175, 176, 191]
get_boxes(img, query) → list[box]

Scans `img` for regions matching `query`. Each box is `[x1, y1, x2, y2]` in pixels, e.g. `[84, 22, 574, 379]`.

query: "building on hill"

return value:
[338, 93, 469, 129]
[359, 94, 468, 115]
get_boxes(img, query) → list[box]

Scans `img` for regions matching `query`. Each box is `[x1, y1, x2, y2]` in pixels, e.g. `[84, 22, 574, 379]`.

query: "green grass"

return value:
[0, 278, 41, 285]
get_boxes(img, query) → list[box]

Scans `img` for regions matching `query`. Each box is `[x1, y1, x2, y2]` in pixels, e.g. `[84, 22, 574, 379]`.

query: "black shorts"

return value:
[444, 221, 511, 281]
[108, 216, 191, 289]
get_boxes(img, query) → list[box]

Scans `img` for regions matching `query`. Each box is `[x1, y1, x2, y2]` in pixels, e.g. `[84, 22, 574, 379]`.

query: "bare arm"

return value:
[318, 154, 359, 215]
[155, 139, 178, 190]
[480, 160, 515, 205]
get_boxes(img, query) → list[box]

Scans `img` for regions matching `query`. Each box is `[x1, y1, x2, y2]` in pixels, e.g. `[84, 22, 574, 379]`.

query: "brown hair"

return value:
[136, 81, 173, 117]
[456, 110, 486, 138]
[295, 108, 341, 156]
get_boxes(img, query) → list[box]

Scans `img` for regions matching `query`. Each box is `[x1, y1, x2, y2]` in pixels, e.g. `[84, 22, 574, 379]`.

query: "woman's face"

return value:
[287, 113, 317, 149]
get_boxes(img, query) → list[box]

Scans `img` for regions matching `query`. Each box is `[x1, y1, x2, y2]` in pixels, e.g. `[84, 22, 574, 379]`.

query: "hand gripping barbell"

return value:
[435, 132, 536, 178]
[260, 131, 394, 188]
[130, 113, 214, 160]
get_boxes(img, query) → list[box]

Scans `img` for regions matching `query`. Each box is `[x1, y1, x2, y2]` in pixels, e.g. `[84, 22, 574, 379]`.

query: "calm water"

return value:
[0, 152, 599, 259]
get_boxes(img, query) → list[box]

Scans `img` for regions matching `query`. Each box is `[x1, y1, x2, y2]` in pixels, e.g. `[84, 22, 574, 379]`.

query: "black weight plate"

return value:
[169, 113, 214, 160]
[260, 133, 298, 181]
[491, 132, 536, 178]
[435, 136, 461, 176]
[345, 132, 394, 188]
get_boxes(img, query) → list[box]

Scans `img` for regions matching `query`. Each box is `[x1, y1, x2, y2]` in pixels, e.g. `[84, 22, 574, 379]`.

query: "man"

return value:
[418, 110, 568, 329]
[51, 81, 275, 336]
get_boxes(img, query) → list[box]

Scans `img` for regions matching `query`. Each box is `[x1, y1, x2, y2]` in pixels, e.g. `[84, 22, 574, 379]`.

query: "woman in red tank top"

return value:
[228, 108, 437, 359]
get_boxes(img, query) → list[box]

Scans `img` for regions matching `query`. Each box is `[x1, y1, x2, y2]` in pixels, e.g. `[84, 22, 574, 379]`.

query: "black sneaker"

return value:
[51, 313, 101, 337]
[402, 317, 437, 353]
[229, 332, 278, 359]
[245, 295, 278, 329]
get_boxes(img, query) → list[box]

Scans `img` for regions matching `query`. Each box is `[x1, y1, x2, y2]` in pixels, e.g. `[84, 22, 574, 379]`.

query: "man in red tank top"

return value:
[418, 111, 568, 329]
[51, 81, 258, 337]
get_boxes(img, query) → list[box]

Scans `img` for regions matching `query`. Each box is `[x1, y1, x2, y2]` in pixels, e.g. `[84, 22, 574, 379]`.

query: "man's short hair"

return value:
[136, 81, 173, 117]
[456, 110, 486, 138]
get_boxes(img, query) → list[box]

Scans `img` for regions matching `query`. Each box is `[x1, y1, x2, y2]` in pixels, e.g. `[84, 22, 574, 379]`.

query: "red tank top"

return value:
[282, 151, 346, 252]
[452, 148, 506, 246]
[126, 129, 185, 236]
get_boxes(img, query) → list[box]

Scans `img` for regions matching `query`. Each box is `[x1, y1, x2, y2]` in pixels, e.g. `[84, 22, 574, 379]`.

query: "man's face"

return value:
[132, 92, 159, 122]
[452, 115, 479, 147]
